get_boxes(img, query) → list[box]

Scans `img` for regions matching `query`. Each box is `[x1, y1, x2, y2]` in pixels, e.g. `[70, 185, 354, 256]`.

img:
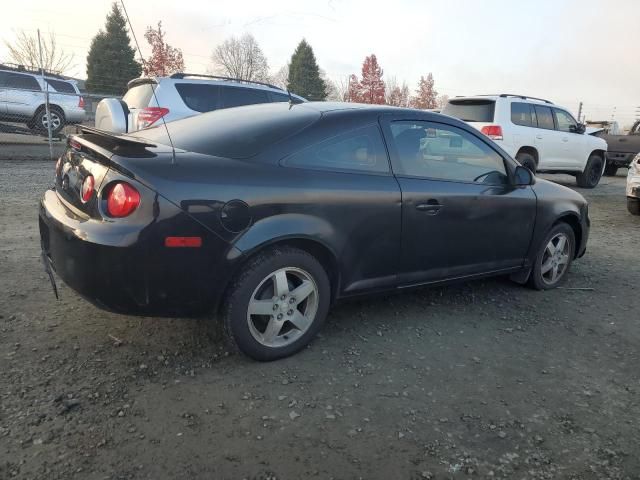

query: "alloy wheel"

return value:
[540, 233, 570, 285]
[247, 267, 319, 348]
[588, 158, 603, 185]
[41, 111, 62, 131]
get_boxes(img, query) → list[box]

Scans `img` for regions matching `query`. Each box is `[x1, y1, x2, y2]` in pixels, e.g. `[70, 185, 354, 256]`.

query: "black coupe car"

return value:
[39, 102, 589, 360]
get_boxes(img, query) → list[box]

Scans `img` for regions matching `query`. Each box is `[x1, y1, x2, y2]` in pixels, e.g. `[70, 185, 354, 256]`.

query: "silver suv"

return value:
[0, 65, 86, 135]
[95, 73, 306, 133]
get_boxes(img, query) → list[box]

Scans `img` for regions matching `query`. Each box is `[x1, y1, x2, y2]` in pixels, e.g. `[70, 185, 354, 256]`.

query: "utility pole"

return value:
[577, 101, 583, 123]
[37, 29, 54, 161]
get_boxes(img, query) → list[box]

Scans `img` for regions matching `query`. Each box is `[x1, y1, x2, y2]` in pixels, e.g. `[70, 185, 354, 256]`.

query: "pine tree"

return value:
[287, 39, 326, 101]
[86, 3, 141, 95]
[410, 73, 438, 110]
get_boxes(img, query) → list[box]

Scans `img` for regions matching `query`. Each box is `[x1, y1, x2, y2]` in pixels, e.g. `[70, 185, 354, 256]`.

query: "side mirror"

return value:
[514, 165, 534, 186]
[570, 123, 586, 134]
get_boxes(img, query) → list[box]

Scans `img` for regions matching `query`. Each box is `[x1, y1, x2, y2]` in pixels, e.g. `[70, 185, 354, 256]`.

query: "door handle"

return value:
[415, 200, 442, 214]
[562, 137, 569, 142]
[536, 135, 543, 140]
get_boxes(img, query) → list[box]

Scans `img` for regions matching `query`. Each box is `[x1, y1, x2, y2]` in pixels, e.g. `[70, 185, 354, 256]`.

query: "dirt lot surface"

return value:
[1, 159, 639, 480]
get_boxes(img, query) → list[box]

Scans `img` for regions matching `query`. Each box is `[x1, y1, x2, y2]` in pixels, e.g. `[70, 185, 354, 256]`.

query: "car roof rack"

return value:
[455, 94, 554, 104]
[169, 73, 283, 91]
[0, 62, 68, 80]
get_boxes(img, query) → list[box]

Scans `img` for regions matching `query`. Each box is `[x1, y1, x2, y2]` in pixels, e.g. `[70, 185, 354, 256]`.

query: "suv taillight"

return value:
[78, 96, 85, 108]
[481, 125, 503, 141]
[106, 182, 140, 218]
[81, 175, 95, 203]
[137, 107, 169, 129]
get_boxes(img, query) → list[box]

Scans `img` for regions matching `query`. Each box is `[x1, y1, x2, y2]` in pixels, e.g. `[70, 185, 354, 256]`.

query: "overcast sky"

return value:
[1, 0, 638, 125]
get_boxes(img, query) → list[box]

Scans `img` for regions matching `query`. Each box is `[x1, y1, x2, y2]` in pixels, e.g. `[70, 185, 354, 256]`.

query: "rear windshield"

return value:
[443, 99, 496, 122]
[46, 78, 76, 94]
[123, 83, 157, 108]
[132, 102, 321, 159]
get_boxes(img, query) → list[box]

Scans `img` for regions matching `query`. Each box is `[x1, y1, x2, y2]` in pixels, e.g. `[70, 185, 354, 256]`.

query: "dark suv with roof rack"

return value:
[94, 73, 306, 133]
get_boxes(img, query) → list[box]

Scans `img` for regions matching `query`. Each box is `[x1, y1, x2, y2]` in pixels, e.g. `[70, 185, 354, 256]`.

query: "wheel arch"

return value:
[552, 212, 582, 259]
[515, 146, 539, 165]
[222, 235, 341, 312]
[588, 149, 606, 162]
[32, 103, 65, 121]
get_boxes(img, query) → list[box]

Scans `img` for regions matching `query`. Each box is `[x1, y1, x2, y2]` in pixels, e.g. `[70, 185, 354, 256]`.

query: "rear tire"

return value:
[222, 246, 330, 361]
[576, 153, 604, 188]
[516, 152, 537, 174]
[33, 107, 65, 136]
[603, 164, 618, 176]
[527, 223, 575, 290]
[628, 197, 640, 216]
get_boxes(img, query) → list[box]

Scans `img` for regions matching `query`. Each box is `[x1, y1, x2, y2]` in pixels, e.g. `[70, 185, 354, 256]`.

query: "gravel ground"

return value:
[1, 159, 639, 480]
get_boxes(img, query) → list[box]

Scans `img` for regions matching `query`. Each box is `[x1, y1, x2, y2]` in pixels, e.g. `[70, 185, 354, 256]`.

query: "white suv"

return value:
[442, 94, 608, 188]
[0, 64, 86, 135]
[95, 73, 306, 133]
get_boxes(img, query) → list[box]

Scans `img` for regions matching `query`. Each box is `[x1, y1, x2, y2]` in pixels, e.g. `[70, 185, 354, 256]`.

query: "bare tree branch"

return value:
[4, 30, 74, 74]
[212, 33, 269, 82]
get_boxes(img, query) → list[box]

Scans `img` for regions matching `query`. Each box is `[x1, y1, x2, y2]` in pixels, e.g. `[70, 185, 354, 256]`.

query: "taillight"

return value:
[81, 175, 95, 203]
[78, 96, 85, 108]
[137, 107, 169, 129]
[106, 182, 140, 217]
[481, 125, 503, 141]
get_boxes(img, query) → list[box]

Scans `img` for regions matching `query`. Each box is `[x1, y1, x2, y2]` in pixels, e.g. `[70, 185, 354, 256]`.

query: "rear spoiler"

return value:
[76, 125, 157, 157]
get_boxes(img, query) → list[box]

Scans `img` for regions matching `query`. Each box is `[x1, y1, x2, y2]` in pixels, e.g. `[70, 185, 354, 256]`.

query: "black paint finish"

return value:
[38, 102, 590, 316]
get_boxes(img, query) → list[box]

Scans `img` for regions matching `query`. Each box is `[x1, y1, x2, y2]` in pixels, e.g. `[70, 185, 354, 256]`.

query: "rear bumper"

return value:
[39, 189, 239, 316]
[62, 107, 86, 123]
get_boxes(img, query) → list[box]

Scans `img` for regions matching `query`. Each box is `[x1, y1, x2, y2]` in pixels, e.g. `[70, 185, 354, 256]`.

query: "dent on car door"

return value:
[381, 117, 536, 285]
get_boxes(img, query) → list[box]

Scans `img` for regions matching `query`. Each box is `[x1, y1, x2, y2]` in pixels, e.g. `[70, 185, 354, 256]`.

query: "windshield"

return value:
[443, 99, 496, 122]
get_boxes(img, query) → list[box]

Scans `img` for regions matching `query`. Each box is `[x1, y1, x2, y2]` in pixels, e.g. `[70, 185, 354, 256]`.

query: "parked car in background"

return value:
[40, 102, 590, 361]
[0, 64, 86, 135]
[585, 120, 621, 135]
[95, 73, 306, 133]
[442, 94, 607, 188]
[591, 120, 640, 176]
[627, 153, 640, 215]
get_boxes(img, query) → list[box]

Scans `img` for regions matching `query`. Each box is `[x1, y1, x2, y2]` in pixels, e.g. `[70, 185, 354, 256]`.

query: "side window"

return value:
[4, 72, 41, 91]
[175, 83, 220, 112]
[270, 92, 290, 103]
[553, 109, 577, 133]
[511, 102, 533, 127]
[220, 86, 270, 109]
[282, 125, 389, 174]
[390, 121, 509, 185]
[45, 79, 76, 94]
[0, 71, 9, 87]
[533, 106, 555, 130]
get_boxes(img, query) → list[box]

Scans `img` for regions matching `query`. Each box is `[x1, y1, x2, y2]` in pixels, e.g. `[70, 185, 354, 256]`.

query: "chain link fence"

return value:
[0, 63, 121, 160]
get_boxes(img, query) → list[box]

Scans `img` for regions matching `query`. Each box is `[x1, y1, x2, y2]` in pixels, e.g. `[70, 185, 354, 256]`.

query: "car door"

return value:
[532, 105, 565, 168]
[381, 116, 536, 285]
[553, 108, 585, 169]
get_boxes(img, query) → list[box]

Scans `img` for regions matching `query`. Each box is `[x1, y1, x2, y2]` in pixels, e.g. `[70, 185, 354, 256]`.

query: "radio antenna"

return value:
[120, 0, 177, 164]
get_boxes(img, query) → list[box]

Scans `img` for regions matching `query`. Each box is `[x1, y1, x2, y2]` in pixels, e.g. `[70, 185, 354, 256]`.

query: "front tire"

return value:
[628, 197, 640, 216]
[576, 153, 604, 188]
[222, 246, 330, 361]
[527, 223, 575, 290]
